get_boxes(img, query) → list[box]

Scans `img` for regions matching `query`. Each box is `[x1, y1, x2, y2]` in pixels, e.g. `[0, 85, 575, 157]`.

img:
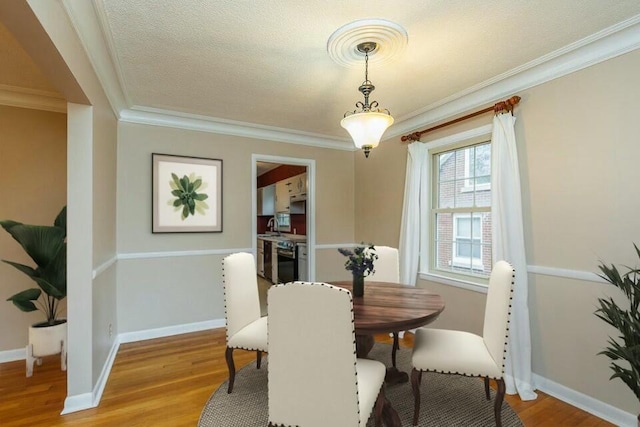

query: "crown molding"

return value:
[386, 14, 640, 140]
[120, 107, 353, 150]
[0, 85, 66, 113]
[63, 3, 640, 149]
[61, 0, 128, 117]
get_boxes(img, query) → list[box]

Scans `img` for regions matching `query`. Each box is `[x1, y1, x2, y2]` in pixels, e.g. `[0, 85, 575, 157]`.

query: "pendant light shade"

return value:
[340, 42, 394, 158]
[340, 111, 394, 154]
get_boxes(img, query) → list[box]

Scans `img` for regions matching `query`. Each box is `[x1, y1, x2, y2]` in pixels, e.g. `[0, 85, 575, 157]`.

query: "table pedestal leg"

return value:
[355, 334, 409, 385]
[355, 334, 374, 358]
[384, 367, 409, 385]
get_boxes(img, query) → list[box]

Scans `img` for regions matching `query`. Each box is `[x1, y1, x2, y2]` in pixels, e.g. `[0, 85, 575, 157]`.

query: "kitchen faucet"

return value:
[267, 216, 280, 235]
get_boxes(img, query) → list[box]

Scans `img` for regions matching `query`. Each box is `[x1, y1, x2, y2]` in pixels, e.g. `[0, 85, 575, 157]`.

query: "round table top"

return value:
[330, 281, 445, 335]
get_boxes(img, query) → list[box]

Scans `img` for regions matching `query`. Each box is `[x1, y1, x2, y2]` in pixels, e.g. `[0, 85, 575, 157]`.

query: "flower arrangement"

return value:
[338, 244, 378, 278]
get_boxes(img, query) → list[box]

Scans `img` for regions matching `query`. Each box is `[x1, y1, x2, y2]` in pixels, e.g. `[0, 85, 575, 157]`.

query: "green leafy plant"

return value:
[338, 244, 378, 277]
[595, 244, 640, 402]
[0, 207, 67, 326]
[170, 173, 209, 219]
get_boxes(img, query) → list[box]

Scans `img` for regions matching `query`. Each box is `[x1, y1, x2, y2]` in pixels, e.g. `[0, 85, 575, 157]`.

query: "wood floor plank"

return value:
[0, 328, 614, 426]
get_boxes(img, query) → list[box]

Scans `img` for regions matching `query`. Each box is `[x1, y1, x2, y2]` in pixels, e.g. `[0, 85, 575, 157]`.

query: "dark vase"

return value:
[352, 273, 364, 297]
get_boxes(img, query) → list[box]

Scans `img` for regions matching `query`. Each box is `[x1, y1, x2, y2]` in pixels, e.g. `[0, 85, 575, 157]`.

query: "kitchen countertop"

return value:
[257, 233, 307, 243]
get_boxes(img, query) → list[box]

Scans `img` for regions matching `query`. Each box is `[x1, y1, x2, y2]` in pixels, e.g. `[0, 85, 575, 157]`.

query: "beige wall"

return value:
[20, 0, 119, 398]
[354, 49, 640, 414]
[117, 122, 355, 332]
[0, 106, 67, 351]
[354, 136, 407, 247]
[519, 49, 640, 414]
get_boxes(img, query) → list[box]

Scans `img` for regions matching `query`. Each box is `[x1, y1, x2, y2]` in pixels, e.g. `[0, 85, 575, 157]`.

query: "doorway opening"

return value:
[252, 155, 315, 315]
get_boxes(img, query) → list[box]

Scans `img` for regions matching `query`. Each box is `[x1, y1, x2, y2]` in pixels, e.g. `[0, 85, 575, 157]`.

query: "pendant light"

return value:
[341, 42, 394, 158]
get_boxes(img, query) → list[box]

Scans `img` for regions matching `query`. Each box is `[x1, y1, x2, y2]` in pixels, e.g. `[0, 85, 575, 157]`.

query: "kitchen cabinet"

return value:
[275, 180, 290, 212]
[297, 243, 308, 281]
[258, 184, 275, 216]
[290, 173, 307, 197]
[257, 238, 265, 277]
[275, 173, 307, 213]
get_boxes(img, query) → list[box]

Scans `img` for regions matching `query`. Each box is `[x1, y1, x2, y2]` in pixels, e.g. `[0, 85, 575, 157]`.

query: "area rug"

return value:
[199, 343, 523, 426]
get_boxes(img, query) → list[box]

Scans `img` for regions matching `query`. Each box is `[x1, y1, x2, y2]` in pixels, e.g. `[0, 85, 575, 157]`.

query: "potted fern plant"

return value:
[0, 206, 67, 376]
[595, 244, 640, 425]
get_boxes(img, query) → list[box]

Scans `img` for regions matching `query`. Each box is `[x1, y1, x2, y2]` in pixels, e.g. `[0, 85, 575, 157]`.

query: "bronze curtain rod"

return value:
[400, 95, 521, 142]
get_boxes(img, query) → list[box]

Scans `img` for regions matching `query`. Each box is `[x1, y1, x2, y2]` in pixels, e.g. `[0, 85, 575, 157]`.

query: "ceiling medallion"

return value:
[327, 18, 408, 68]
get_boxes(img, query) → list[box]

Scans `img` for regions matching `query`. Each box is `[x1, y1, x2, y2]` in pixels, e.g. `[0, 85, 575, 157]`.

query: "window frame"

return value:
[419, 125, 494, 292]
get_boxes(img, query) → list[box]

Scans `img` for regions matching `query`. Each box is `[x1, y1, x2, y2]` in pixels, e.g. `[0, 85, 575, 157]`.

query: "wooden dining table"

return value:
[331, 281, 445, 381]
[330, 281, 445, 427]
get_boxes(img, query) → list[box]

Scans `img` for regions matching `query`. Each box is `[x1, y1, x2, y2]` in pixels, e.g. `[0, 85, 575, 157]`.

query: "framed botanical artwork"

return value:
[152, 153, 223, 233]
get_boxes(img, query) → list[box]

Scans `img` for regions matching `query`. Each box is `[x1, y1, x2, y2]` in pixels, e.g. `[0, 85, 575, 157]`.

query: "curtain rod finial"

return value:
[402, 132, 421, 142]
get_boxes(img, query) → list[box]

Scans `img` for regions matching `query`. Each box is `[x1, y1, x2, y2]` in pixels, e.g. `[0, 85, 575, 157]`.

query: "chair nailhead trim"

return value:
[415, 368, 502, 380]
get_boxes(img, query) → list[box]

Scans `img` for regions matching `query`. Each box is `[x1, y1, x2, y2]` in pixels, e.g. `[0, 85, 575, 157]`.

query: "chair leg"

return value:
[256, 350, 262, 369]
[494, 378, 506, 427]
[391, 332, 399, 368]
[411, 368, 422, 426]
[484, 376, 490, 400]
[225, 347, 236, 394]
[374, 389, 385, 427]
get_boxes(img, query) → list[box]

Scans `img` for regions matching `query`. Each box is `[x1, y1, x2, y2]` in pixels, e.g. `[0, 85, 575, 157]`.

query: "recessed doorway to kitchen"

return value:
[253, 156, 315, 316]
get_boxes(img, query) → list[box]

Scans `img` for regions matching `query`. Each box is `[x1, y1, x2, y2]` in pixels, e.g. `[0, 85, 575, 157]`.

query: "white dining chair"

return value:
[222, 252, 268, 393]
[365, 245, 400, 284]
[365, 245, 402, 367]
[410, 260, 514, 426]
[268, 281, 393, 427]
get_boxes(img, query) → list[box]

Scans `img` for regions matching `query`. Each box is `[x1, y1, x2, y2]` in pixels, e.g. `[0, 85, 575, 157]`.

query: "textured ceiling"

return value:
[97, 0, 640, 139]
[4, 1, 640, 143]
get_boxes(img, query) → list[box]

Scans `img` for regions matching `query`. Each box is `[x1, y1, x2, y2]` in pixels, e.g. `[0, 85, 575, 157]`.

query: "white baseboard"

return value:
[91, 337, 121, 408]
[0, 348, 25, 363]
[60, 339, 120, 414]
[533, 373, 637, 427]
[118, 318, 225, 344]
[61, 392, 94, 415]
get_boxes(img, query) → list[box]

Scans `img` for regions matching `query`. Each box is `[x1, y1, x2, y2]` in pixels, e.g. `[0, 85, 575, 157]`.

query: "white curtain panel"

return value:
[399, 142, 429, 286]
[491, 113, 537, 400]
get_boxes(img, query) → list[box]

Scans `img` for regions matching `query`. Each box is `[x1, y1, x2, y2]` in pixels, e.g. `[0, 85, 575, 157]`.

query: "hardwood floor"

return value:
[0, 329, 613, 426]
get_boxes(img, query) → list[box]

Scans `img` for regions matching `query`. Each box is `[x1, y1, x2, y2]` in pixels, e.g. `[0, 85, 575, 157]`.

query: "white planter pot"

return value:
[26, 320, 67, 377]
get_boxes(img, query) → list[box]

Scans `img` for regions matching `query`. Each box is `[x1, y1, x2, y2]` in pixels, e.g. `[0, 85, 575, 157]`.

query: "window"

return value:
[432, 142, 492, 280]
[463, 143, 491, 191]
[452, 213, 483, 268]
[276, 212, 291, 232]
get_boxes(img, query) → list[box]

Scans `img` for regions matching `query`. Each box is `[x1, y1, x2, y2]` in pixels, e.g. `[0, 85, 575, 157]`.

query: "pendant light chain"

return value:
[364, 48, 369, 83]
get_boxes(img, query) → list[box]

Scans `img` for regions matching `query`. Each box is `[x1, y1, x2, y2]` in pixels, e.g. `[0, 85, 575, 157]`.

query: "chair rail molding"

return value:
[117, 247, 253, 260]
